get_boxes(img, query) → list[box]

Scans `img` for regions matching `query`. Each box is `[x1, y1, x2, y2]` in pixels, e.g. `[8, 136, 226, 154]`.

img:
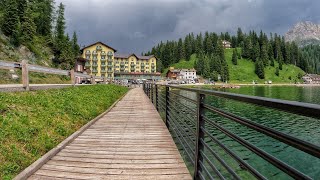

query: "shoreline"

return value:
[179, 83, 320, 87]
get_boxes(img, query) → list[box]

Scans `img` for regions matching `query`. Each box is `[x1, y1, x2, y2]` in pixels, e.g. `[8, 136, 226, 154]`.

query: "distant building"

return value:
[302, 74, 320, 84]
[222, 40, 232, 49]
[166, 67, 197, 80]
[74, 57, 89, 84]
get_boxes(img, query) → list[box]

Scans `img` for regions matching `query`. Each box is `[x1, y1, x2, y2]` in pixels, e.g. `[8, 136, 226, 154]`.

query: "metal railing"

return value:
[143, 83, 320, 180]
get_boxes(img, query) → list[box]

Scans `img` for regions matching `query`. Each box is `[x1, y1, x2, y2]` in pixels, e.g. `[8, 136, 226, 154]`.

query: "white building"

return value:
[178, 69, 197, 80]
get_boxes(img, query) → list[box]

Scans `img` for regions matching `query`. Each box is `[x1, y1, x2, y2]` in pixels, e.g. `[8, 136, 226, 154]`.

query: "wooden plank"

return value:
[21, 88, 191, 180]
[47, 160, 188, 169]
[34, 169, 191, 180]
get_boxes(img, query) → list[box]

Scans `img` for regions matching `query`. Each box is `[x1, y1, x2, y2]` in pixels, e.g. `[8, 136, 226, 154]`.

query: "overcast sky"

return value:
[56, 0, 320, 54]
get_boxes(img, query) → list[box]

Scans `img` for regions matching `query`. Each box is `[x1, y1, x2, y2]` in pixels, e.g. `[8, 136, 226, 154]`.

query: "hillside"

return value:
[163, 48, 305, 84]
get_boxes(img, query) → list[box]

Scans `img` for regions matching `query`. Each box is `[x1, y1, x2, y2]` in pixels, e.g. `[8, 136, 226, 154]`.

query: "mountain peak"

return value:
[285, 21, 320, 46]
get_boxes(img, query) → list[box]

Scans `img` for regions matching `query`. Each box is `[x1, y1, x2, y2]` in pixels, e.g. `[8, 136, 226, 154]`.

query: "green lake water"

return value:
[166, 86, 320, 179]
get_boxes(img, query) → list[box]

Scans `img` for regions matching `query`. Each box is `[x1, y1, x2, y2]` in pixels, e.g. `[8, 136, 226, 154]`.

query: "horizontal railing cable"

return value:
[200, 139, 241, 180]
[203, 103, 320, 158]
[203, 116, 311, 180]
[201, 127, 266, 180]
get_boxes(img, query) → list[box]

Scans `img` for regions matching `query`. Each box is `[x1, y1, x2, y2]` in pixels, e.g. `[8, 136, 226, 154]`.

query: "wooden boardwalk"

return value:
[27, 88, 191, 180]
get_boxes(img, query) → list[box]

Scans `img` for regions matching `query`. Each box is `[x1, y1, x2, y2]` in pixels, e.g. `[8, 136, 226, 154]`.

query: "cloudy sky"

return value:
[56, 0, 320, 53]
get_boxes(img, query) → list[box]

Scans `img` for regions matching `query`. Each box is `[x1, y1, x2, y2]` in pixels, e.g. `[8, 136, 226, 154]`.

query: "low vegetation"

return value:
[0, 85, 128, 179]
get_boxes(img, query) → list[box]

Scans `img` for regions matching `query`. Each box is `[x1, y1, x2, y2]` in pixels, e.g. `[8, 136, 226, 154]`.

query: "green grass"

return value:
[164, 49, 305, 84]
[0, 85, 128, 179]
[224, 48, 305, 84]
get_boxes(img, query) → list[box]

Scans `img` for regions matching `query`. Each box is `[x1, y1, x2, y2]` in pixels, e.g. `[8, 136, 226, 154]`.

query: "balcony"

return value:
[85, 62, 91, 67]
[107, 51, 113, 56]
[100, 59, 106, 63]
[130, 64, 136, 67]
[92, 51, 98, 55]
[85, 51, 91, 55]
[92, 69, 98, 73]
[107, 64, 113, 68]
[92, 64, 98, 67]
[107, 59, 113, 62]
[101, 69, 106, 73]
[92, 58, 98, 62]
[141, 64, 145, 67]
[151, 64, 155, 67]
[120, 67, 125, 71]
[101, 64, 106, 67]
[108, 70, 113, 73]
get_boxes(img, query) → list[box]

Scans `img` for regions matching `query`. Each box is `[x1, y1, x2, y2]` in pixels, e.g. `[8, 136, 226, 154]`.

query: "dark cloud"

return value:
[57, 0, 320, 53]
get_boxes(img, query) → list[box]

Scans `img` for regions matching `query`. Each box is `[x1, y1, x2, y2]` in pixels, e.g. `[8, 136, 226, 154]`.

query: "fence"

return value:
[143, 83, 320, 180]
[0, 60, 105, 91]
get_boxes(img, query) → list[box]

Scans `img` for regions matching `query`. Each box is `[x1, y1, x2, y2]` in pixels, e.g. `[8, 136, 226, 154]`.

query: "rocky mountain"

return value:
[285, 21, 320, 46]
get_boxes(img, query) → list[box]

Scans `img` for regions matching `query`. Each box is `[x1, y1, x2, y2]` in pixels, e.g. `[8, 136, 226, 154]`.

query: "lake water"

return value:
[165, 86, 320, 179]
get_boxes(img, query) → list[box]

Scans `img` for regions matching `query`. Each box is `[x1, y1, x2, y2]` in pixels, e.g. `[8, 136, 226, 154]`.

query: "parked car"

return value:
[81, 79, 91, 84]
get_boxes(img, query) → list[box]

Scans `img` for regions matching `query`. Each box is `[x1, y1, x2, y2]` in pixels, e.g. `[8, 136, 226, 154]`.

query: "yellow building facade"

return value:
[82, 42, 158, 80]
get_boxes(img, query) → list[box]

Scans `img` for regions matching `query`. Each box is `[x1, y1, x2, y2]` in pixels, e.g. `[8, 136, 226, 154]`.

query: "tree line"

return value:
[146, 28, 317, 80]
[0, 0, 80, 69]
[301, 44, 320, 74]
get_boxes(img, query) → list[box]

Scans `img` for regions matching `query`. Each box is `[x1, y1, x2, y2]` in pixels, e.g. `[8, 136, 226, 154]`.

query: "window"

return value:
[146, 62, 149, 65]
[125, 66, 128, 68]
[116, 61, 119, 64]
[86, 56, 90, 59]
[125, 62, 128, 64]
[101, 56, 105, 60]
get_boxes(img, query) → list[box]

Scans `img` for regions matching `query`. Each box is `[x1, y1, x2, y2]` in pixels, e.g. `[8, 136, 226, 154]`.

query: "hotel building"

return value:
[81, 42, 160, 80]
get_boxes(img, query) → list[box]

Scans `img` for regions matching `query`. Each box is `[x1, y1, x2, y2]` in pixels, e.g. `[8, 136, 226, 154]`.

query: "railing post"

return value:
[155, 84, 159, 111]
[21, 60, 29, 91]
[151, 83, 154, 103]
[165, 86, 170, 127]
[70, 69, 75, 86]
[194, 93, 205, 179]
[91, 76, 96, 85]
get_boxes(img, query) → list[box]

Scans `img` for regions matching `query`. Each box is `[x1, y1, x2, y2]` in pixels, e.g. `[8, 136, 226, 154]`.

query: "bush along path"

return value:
[0, 85, 128, 179]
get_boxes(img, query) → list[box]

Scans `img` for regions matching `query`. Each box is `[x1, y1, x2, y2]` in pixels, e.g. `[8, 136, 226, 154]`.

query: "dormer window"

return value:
[85, 50, 91, 55]
[96, 45, 102, 51]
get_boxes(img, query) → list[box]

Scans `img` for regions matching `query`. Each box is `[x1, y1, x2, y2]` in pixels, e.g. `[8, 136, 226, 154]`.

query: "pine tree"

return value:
[2, 0, 20, 36]
[275, 67, 280, 76]
[177, 38, 185, 60]
[55, 3, 66, 42]
[232, 49, 238, 65]
[255, 59, 265, 79]
[72, 31, 80, 56]
[206, 36, 214, 54]
[260, 44, 269, 66]
[237, 27, 244, 45]
[20, 4, 36, 43]
[35, 0, 54, 36]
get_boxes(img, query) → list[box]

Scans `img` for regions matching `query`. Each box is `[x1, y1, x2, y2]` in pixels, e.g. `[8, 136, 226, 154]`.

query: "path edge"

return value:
[14, 90, 130, 180]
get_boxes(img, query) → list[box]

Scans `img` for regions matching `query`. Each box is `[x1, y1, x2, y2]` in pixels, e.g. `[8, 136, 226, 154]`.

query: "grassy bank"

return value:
[0, 85, 128, 179]
[162, 49, 305, 84]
